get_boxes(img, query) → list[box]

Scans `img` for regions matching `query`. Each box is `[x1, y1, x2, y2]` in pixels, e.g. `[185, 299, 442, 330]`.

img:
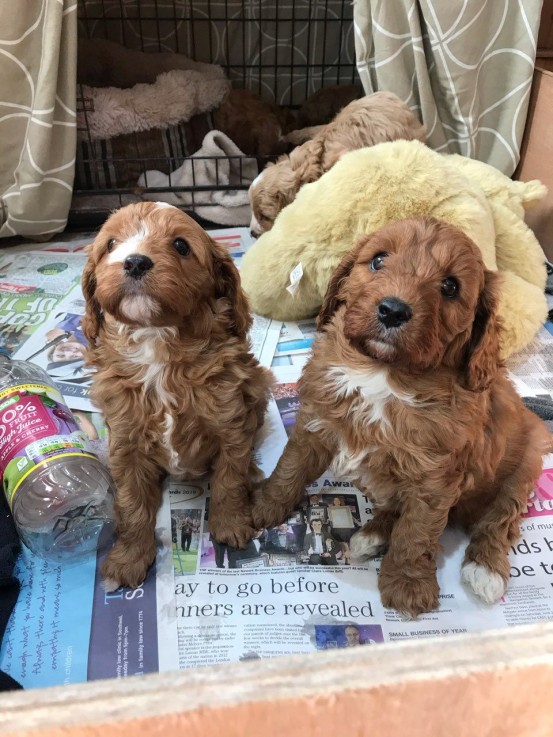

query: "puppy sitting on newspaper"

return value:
[253, 218, 551, 618]
[82, 202, 272, 590]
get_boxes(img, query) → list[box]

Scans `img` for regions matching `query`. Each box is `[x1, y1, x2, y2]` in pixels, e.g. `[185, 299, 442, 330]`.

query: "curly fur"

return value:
[253, 218, 551, 618]
[83, 202, 272, 590]
[248, 92, 426, 236]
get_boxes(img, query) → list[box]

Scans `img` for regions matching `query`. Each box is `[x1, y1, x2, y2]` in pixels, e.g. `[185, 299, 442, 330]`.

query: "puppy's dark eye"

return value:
[107, 239, 115, 253]
[441, 277, 459, 298]
[370, 252, 389, 271]
[173, 237, 191, 256]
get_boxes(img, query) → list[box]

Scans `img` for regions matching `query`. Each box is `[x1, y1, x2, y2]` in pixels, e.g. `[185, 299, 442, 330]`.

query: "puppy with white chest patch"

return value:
[82, 202, 272, 590]
[252, 217, 551, 618]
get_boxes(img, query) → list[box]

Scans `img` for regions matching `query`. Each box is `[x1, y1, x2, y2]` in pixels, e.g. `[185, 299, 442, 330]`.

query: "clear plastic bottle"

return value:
[0, 352, 114, 560]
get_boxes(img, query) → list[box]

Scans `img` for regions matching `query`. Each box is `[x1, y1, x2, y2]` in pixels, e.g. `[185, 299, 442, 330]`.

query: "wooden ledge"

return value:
[1, 621, 553, 736]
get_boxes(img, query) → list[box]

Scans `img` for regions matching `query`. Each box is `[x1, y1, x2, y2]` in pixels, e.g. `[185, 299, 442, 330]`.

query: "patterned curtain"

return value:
[353, 0, 542, 175]
[0, 0, 77, 240]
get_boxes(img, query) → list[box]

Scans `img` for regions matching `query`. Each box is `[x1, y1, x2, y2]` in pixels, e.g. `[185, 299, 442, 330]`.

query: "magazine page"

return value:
[274, 319, 316, 358]
[165, 479, 388, 669]
[0, 252, 87, 356]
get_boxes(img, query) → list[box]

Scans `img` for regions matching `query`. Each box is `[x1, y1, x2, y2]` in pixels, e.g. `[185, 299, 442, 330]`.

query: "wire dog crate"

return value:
[74, 0, 358, 227]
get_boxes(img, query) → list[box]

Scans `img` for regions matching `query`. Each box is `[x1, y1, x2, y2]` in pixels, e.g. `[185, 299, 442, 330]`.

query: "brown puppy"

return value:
[248, 92, 426, 236]
[252, 218, 550, 617]
[82, 202, 272, 590]
[213, 88, 297, 157]
[296, 84, 363, 127]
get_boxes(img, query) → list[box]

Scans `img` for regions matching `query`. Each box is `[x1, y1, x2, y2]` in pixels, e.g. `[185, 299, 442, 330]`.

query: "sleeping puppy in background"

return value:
[213, 88, 297, 157]
[295, 84, 363, 128]
[248, 92, 426, 237]
[252, 218, 551, 618]
[82, 202, 272, 589]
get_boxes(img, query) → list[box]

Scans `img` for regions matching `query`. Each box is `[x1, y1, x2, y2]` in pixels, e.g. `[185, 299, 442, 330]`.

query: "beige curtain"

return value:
[353, 0, 542, 175]
[0, 0, 77, 240]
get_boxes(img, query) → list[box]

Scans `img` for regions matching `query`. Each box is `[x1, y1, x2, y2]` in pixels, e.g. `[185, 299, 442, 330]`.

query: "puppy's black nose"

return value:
[249, 229, 258, 239]
[124, 254, 153, 279]
[377, 297, 412, 328]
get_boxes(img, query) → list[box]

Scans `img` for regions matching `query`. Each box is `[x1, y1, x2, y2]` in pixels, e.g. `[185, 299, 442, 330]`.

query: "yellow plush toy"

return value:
[240, 140, 547, 357]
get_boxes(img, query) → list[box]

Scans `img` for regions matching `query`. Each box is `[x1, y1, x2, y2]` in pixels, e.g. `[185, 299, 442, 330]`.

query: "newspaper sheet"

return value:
[0, 231, 552, 686]
[0, 487, 178, 688]
[509, 324, 553, 397]
[0, 252, 87, 356]
[271, 319, 315, 369]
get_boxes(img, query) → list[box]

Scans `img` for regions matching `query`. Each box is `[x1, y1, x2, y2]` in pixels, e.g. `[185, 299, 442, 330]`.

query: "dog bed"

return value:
[77, 69, 230, 141]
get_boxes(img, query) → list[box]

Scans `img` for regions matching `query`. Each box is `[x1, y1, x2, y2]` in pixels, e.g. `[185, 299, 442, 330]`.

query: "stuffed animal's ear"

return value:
[316, 247, 359, 331]
[213, 242, 252, 339]
[464, 270, 502, 392]
[81, 255, 103, 344]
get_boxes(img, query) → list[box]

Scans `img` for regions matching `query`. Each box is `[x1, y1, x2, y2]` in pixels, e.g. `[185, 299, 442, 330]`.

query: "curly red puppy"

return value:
[253, 217, 550, 618]
[82, 202, 272, 590]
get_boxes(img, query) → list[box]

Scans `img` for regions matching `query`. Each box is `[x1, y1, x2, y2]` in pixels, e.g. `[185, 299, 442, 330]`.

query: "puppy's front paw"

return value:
[379, 557, 439, 618]
[209, 513, 255, 550]
[349, 527, 387, 562]
[102, 539, 156, 591]
[251, 483, 291, 530]
[461, 561, 507, 604]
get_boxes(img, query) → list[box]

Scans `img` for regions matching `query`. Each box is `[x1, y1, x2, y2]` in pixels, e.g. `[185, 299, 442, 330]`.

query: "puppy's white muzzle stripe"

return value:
[249, 214, 261, 235]
[107, 226, 149, 264]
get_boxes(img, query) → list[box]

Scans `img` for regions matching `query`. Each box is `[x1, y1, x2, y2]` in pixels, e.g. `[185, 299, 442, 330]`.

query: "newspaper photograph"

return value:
[272, 319, 316, 366]
[12, 296, 92, 411]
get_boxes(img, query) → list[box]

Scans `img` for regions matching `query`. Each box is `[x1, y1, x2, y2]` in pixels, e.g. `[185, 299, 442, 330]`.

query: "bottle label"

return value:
[0, 382, 97, 507]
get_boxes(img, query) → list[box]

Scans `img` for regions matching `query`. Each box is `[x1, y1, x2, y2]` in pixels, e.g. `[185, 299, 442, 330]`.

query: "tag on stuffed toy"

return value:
[286, 263, 304, 296]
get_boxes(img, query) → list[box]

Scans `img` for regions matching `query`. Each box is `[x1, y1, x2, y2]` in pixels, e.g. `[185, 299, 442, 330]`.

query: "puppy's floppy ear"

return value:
[213, 242, 252, 339]
[81, 251, 103, 344]
[464, 269, 502, 392]
[316, 247, 359, 331]
[290, 138, 324, 186]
